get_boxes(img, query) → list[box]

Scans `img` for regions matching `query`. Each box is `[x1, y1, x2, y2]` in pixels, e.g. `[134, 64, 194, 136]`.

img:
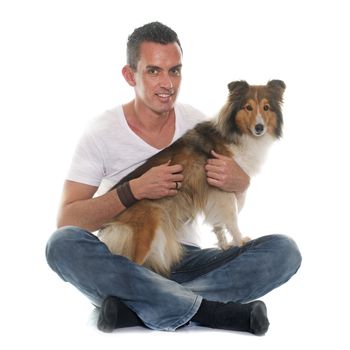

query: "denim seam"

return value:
[173, 243, 253, 275]
[178, 234, 287, 275]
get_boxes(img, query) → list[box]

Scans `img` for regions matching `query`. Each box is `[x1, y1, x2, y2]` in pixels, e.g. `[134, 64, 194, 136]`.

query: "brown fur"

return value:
[98, 80, 285, 276]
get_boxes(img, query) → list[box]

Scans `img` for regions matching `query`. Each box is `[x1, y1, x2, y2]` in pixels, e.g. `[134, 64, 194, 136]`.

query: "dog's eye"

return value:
[263, 105, 270, 111]
[245, 105, 253, 111]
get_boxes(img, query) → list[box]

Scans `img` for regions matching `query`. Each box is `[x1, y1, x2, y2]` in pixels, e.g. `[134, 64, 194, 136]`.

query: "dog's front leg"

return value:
[235, 191, 247, 213]
[225, 205, 251, 247]
[226, 191, 250, 246]
[205, 191, 250, 249]
[204, 190, 250, 249]
[213, 225, 230, 250]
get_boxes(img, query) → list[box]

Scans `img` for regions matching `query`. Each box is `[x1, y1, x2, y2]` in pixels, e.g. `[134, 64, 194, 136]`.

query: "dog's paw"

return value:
[219, 236, 251, 249]
[230, 236, 251, 247]
[239, 236, 251, 246]
[217, 241, 233, 250]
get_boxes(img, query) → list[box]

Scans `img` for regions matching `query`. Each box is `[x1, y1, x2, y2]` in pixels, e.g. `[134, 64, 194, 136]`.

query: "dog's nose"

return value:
[255, 124, 265, 134]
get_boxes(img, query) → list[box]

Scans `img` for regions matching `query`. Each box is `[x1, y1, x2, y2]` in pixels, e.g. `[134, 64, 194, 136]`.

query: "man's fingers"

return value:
[211, 150, 227, 160]
[206, 171, 224, 182]
[167, 163, 183, 173]
[207, 177, 220, 186]
[206, 158, 226, 167]
[205, 163, 222, 173]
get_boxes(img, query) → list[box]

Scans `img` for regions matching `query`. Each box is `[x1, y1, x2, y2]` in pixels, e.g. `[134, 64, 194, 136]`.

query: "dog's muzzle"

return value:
[254, 123, 265, 136]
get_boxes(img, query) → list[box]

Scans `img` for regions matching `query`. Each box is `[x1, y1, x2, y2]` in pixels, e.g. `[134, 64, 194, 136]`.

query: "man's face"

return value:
[133, 41, 182, 115]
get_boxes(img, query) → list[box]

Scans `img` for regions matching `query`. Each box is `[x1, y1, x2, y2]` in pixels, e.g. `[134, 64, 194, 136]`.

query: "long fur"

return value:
[98, 80, 286, 276]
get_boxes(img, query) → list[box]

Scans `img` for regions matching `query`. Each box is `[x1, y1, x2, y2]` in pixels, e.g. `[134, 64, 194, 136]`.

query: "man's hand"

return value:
[205, 150, 250, 192]
[130, 161, 184, 200]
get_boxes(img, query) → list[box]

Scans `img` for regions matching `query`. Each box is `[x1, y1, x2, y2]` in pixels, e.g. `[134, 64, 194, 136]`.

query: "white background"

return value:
[1, 0, 349, 349]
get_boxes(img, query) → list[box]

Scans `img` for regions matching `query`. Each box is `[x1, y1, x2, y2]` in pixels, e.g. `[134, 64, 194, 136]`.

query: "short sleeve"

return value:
[66, 131, 105, 187]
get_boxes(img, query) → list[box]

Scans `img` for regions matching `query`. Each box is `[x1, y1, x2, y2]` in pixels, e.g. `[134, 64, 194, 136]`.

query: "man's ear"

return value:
[122, 65, 136, 87]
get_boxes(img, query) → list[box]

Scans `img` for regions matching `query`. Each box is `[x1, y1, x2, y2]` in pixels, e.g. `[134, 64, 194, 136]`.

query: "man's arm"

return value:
[57, 162, 184, 232]
[57, 180, 125, 232]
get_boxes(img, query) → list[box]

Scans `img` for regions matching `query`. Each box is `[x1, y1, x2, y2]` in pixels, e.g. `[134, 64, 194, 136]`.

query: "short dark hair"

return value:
[127, 22, 182, 70]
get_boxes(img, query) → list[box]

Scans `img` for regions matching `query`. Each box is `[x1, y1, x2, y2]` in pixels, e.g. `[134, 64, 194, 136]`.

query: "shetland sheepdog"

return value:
[98, 80, 286, 276]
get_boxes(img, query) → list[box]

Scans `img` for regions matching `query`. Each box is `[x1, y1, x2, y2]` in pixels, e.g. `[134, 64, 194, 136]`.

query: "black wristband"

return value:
[116, 181, 138, 208]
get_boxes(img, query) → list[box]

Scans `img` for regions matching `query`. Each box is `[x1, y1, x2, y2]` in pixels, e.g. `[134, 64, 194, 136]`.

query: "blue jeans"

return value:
[45, 226, 301, 331]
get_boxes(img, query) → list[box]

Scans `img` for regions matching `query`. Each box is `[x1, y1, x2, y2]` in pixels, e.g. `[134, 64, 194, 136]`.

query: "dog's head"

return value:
[218, 80, 285, 141]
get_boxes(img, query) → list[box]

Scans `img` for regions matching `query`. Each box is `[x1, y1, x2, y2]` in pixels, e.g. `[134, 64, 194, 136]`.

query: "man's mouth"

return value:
[157, 93, 172, 98]
[156, 91, 175, 101]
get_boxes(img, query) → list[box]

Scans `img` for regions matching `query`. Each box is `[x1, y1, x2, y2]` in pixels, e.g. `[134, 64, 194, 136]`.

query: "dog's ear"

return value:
[267, 80, 286, 101]
[227, 81, 249, 98]
[267, 79, 286, 90]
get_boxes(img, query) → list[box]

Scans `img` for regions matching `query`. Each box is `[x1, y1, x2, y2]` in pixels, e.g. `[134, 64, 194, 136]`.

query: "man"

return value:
[46, 22, 301, 335]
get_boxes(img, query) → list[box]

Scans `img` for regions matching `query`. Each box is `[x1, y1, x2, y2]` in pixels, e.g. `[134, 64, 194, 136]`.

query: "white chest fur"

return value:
[230, 133, 275, 177]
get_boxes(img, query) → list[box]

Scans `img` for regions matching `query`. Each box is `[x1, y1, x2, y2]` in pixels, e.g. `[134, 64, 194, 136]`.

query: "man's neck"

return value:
[122, 100, 176, 149]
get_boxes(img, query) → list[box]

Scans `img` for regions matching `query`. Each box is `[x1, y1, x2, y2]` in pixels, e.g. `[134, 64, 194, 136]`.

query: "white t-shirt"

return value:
[67, 102, 207, 246]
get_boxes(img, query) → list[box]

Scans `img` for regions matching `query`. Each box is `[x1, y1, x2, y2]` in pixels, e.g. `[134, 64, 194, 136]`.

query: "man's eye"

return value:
[170, 68, 181, 76]
[148, 68, 158, 75]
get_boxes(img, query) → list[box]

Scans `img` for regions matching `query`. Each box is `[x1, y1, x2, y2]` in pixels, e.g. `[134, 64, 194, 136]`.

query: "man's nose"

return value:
[160, 73, 174, 89]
